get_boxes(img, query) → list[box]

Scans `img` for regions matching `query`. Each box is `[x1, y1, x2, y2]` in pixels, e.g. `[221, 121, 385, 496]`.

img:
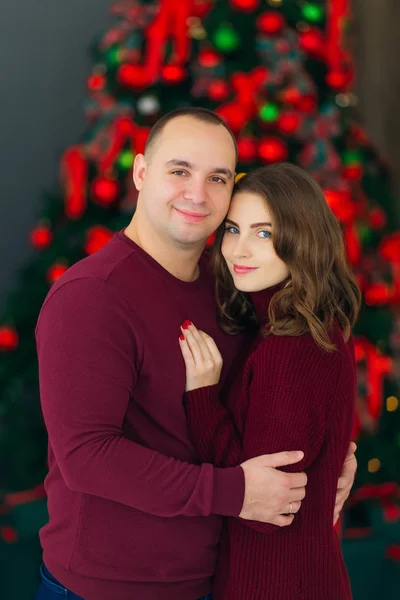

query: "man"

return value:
[34, 108, 356, 600]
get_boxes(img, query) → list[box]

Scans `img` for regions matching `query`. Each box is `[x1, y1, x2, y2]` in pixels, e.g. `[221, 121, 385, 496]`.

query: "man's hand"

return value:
[239, 451, 307, 527]
[334, 441, 357, 525]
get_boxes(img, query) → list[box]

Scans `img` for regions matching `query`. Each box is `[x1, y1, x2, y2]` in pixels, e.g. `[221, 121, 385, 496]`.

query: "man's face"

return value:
[133, 116, 236, 247]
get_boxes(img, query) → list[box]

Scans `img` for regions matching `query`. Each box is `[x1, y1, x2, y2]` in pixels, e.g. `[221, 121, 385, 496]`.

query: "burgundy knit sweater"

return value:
[184, 285, 355, 600]
[35, 230, 246, 600]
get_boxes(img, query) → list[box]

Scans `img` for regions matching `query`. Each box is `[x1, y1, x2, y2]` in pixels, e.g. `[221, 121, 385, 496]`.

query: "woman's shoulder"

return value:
[249, 322, 346, 373]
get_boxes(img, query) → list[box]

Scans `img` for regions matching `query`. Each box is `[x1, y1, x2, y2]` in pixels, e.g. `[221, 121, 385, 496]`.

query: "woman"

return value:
[178, 163, 361, 600]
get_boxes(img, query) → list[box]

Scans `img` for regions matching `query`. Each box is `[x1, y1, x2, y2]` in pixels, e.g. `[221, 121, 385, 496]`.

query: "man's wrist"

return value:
[211, 465, 245, 517]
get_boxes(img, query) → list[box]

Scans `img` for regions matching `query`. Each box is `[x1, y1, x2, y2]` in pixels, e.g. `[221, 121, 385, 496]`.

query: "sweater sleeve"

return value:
[185, 334, 340, 533]
[36, 277, 244, 519]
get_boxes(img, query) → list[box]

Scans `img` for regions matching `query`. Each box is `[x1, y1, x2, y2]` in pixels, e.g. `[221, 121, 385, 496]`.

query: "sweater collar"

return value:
[249, 279, 289, 323]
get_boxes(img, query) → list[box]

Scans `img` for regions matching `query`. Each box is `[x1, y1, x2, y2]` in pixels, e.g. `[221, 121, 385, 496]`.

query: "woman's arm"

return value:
[182, 327, 345, 534]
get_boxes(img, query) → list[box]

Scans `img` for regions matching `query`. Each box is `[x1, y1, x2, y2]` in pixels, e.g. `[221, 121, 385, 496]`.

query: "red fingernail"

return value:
[182, 321, 190, 330]
[179, 334, 185, 341]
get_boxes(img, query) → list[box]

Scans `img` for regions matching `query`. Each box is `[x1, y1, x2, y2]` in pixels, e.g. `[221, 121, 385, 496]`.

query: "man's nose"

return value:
[183, 179, 207, 205]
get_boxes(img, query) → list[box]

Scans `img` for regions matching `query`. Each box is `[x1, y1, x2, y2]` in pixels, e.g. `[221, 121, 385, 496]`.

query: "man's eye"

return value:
[211, 176, 226, 184]
[172, 170, 187, 176]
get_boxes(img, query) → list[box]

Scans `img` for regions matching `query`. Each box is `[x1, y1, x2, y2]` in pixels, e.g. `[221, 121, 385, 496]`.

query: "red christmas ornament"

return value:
[258, 137, 288, 163]
[92, 178, 119, 206]
[343, 163, 363, 181]
[0, 326, 19, 351]
[88, 73, 106, 92]
[379, 232, 400, 264]
[208, 80, 230, 102]
[257, 11, 285, 35]
[30, 225, 52, 249]
[162, 64, 186, 84]
[199, 49, 221, 68]
[277, 111, 301, 135]
[85, 226, 114, 255]
[237, 137, 258, 163]
[117, 64, 150, 89]
[1, 526, 18, 543]
[191, 0, 214, 19]
[369, 207, 387, 230]
[217, 104, 248, 134]
[324, 189, 356, 224]
[296, 94, 317, 114]
[299, 28, 325, 57]
[48, 263, 68, 284]
[364, 283, 391, 306]
[279, 85, 302, 106]
[230, 0, 259, 12]
[383, 504, 400, 523]
[326, 69, 354, 90]
[387, 544, 400, 562]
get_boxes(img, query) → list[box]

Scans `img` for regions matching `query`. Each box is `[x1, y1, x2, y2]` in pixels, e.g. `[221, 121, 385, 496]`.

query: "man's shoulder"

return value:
[40, 232, 140, 309]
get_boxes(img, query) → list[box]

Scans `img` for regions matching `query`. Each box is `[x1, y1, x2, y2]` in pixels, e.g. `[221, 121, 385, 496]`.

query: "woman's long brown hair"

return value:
[212, 163, 361, 352]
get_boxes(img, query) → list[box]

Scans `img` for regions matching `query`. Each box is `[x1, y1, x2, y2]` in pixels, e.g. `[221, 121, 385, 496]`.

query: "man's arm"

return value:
[36, 277, 244, 518]
[334, 441, 357, 525]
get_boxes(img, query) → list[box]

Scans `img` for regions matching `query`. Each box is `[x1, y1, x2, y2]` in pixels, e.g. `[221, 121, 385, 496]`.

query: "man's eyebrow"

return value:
[165, 160, 233, 179]
[225, 219, 272, 229]
[166, 159, 194, 169]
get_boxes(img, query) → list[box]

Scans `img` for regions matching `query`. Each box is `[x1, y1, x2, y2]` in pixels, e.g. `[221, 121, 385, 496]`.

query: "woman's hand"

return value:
[179, 321, 223, 391]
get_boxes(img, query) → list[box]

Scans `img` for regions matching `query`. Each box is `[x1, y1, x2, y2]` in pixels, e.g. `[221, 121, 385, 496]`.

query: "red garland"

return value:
[352, 338, 392, 439]
[127, 0, 200, 86]
[326, 0, 350, 74]
[60, 147, 88, 219]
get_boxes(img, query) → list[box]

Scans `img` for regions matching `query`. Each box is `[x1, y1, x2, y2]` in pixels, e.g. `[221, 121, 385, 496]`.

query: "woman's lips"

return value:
[233, 265, 259, 275]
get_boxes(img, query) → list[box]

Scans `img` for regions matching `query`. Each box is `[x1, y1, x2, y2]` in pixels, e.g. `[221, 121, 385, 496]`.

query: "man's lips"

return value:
[174, 207, 209, 223]
[233, 265, 259, 275]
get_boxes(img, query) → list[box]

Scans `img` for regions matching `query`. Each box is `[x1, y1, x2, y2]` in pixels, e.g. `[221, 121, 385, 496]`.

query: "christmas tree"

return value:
[1, 1, 399, 593]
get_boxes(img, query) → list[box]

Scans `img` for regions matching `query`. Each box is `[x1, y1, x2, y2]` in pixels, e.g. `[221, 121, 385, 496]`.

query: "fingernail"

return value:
[182, 321, 191, 330]
[179, 334, 185, 341]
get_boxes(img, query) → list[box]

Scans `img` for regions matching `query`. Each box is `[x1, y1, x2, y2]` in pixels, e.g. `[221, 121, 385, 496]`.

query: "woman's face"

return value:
[221, 191, 290, 293]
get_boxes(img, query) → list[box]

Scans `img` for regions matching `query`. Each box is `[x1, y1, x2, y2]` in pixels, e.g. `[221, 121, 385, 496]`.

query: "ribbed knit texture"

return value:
[35, 230, 246, 600]
[184, 285, 356, 599]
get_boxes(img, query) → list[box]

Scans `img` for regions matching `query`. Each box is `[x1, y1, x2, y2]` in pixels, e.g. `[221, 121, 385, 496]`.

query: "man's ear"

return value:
[133, 153, 147, 191]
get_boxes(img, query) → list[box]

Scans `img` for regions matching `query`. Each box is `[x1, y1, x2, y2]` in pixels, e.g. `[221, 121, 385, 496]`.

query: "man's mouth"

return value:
[174, 207, 209, 223]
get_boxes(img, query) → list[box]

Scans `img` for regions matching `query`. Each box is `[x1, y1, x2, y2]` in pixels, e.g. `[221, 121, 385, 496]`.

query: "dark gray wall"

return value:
[0, 0, 112, 311]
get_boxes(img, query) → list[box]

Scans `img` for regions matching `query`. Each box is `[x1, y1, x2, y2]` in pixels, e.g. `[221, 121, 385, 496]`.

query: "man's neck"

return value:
[124, 218, 204, 283]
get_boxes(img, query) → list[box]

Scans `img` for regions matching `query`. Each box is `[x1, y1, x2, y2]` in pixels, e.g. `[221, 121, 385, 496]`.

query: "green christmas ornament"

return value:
[105, 45, 121, 67]
[118, 150, 134, 170]
[302, 3, 324, 23]
[359, 224, 372, 244]
[259, 103, 279, 122]
[213, 24, 240, 53]
[342, 150, 362, 165]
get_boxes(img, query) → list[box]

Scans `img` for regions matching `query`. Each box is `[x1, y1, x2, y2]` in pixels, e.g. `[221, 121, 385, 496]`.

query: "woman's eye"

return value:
[224, 226, 239, 234]
[257, 230, 271, 239]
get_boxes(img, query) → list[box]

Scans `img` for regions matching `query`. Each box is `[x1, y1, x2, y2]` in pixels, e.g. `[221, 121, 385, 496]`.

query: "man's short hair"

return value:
[144, 107, 239, 165]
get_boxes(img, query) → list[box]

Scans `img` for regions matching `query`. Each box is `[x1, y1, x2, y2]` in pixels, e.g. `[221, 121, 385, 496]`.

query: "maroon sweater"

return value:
[35, 230, 246, 600]
[184, 285, 355, 600]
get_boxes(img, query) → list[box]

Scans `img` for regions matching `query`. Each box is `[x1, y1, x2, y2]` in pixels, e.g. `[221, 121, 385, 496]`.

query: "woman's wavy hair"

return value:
[212, 163, 361, 352]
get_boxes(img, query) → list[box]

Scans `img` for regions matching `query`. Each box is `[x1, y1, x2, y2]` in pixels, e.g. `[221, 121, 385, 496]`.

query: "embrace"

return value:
[34, 108, 359, 600]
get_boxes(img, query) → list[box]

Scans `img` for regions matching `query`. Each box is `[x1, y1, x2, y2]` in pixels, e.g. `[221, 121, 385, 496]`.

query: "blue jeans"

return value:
[34, 563, 212, 599]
